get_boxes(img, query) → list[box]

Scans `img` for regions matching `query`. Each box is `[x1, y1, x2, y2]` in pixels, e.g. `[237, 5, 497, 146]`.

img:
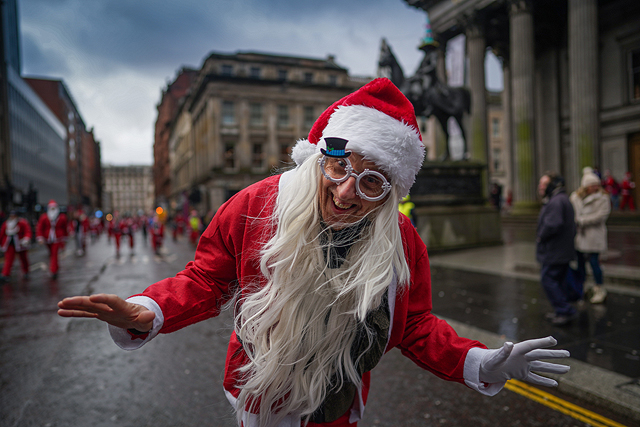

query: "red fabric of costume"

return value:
[134, 174, 486, 423]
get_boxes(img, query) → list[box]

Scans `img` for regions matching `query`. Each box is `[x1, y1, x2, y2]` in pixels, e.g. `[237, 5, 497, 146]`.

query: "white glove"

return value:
[479, 336, 570, 387]
[21, 237, 31, 247]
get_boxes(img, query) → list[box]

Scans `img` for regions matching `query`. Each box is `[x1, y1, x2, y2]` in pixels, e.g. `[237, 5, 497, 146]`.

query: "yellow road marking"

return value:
[505, 379, 628, 427]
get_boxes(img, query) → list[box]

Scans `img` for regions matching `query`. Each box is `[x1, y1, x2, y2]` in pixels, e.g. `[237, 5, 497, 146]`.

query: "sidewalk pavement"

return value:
[429, 240, 640, 423]
[429, 240, 640, 291]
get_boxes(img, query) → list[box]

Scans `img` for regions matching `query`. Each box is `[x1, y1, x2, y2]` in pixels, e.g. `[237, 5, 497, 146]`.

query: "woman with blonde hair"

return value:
[570, 171, 611, 304]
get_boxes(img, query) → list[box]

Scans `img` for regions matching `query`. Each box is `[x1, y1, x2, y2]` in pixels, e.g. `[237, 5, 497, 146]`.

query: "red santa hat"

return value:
[291, 78, 424, 198]
[48, 200, 58, 208]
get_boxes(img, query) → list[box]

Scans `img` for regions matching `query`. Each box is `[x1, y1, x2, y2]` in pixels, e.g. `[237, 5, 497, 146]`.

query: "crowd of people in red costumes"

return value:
[0, 168, 634, 284]
[1, 200, 209, 282]
[601, 169, 636, 211]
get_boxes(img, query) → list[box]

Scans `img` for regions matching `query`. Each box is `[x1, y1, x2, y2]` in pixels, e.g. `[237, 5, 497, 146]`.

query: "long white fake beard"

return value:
[47, 207, 59, 222]
[233, 155, 409, 427]
[6, 219, 18, 236]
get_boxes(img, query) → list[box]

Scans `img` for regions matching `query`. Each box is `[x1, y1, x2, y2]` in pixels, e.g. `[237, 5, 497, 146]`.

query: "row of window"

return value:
[222, 101, 316, 128]
[220, 64, 338, 86]
[223, 142, 293, 170]
[8, 82, 68, 202]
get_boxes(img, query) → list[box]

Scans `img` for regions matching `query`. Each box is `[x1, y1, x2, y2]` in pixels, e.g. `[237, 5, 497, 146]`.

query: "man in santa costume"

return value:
[188, 209, 202, 246]
[72, 209, 90, 256]
[1, 210, 32, 281]
[58, 79, 570, 427]
[36, 200, 69, 279]
[620, 172, 636, 211]
[150, 213, 164, 255]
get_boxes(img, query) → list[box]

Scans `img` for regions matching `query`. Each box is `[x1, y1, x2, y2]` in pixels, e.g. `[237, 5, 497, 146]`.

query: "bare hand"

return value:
[57, 293, 155, 332]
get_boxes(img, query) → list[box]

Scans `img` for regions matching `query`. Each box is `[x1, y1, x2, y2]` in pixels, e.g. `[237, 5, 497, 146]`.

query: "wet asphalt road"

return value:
[0, 232, 634, 426]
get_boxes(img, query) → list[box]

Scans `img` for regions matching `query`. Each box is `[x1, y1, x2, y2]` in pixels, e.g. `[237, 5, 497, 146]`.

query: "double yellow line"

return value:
[505, 379, 628, 427]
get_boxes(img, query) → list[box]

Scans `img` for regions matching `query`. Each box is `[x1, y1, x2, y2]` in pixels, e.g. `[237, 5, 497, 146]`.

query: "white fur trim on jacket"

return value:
[292, 105, 424, 198]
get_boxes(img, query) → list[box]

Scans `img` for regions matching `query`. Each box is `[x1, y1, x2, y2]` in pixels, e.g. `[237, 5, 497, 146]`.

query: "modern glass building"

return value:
[7, 66, 67, 206]
[1, 0, 68, 210]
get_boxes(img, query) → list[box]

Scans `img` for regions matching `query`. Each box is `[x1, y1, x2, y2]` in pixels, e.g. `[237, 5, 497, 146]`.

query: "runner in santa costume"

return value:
[150, 213, 164, 255]
[36, 200, 69, 279]
[58, 78, 570, 427]
[0, 210, 32, 280]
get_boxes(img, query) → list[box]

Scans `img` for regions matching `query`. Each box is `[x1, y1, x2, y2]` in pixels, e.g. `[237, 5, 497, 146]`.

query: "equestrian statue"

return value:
[378, 37, 471, 161]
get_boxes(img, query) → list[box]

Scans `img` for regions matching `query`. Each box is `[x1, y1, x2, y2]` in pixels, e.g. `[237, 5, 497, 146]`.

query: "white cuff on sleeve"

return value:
[107, 296, 164, 351]
[463, 347, 505, 396]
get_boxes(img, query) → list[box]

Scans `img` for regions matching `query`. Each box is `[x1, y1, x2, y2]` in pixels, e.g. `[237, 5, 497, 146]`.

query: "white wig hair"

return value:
[233, 153, 410, 426]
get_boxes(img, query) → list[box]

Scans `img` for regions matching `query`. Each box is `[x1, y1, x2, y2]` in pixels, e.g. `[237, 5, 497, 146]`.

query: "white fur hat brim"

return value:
[292, 104, 424, 198]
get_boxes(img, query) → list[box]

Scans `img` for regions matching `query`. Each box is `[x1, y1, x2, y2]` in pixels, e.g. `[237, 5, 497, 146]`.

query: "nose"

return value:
[336, 176, 358, 200]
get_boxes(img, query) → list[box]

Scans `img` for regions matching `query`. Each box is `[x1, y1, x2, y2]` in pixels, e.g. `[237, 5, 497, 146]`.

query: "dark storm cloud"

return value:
[18, 0, 428, 165]
[20, 31, 71, 77]
[20, 0, 424, 76]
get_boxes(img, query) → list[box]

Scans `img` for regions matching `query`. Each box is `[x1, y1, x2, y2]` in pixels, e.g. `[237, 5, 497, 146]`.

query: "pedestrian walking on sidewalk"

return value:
[36, 200, 69, 280]
[0, 210, 32, 281]
[570, 171, 610, 304]
[58, 79, 571, 427]
[536, 173, 577, 326]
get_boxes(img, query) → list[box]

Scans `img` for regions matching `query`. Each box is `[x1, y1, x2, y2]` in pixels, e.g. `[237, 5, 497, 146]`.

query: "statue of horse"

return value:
[378, 38, 471, 160]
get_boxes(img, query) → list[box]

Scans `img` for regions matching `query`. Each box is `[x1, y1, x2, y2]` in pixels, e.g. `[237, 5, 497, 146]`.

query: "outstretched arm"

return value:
[57, 293, 155, 332]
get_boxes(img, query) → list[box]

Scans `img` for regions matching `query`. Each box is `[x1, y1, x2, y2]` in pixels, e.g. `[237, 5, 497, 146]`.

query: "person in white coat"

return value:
[569, 172, 611, 304]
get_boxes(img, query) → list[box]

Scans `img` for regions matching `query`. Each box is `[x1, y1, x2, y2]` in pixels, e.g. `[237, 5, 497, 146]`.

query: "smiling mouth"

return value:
[333, 195, 354, 210]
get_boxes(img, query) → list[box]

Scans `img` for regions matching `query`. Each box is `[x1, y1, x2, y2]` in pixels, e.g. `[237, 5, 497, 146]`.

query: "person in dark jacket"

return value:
[536, 172, 577, 326]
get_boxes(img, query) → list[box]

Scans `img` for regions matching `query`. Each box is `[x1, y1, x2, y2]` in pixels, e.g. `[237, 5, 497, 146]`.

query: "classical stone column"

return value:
[569, 0, 599, 189]
[509, 0, 537, 210]
[466, 20, 488, 164]
[502, 61, 513, 203]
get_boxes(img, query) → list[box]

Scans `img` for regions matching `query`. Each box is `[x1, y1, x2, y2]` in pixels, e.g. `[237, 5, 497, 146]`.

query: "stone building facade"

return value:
[163, 51, 367, 215]
[153, 67, 198, 208]
[405, 0, 640, 210]
[102, 165, 154, 215]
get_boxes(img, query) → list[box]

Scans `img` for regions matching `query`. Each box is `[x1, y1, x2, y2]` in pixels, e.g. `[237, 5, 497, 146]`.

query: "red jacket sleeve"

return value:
[138, 176, 279, 334]
[20, 219, 32, 239]
[36, 214, 46, 239]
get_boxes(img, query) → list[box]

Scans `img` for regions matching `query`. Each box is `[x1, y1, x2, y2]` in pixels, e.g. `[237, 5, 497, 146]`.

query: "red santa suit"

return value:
[108, 174, 494, 425]
[101, 79, 564, 426]
[150, 216, 164, 254]
[121, 217, 135, 250]
[1, 214, 32, 278]
[620, 172, 636, 211]
[188, 211, 202, 246]
[36, 201, 69, 276]
[173, 214, 185, 241]
[110, 217, 123, 255]
[73, 211, 90, 255]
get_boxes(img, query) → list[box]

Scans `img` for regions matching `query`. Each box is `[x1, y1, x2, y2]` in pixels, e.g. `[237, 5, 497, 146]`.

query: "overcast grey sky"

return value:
[18, 0, 502, 166]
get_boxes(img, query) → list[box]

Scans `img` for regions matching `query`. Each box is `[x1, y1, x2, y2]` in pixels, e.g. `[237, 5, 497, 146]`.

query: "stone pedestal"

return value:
[410, 162, 502, 252]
